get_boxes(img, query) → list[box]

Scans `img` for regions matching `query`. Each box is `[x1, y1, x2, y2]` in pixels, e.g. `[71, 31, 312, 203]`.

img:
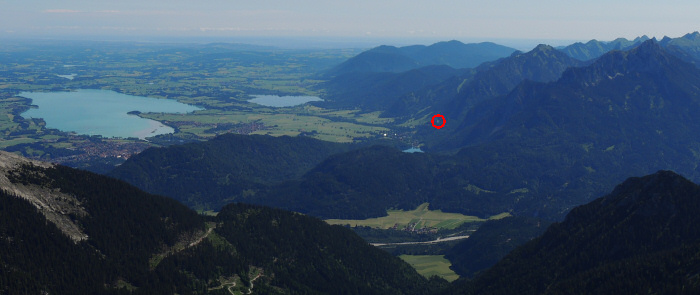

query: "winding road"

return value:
[370, 235, 470, 247]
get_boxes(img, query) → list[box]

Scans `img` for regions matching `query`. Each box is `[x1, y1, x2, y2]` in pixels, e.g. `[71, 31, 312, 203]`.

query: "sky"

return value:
[1, 0, 699, 48]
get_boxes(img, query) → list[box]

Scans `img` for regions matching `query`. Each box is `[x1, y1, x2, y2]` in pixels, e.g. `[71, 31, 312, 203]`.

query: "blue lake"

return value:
[21, 89, 201, 139]
[402, 147, 424, 153]
[56, 74, 77, 80]
[249, 95, 322, 107]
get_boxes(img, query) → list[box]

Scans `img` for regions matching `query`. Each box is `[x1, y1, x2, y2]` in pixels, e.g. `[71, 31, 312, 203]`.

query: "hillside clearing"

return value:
[325, 203, 509, 230]
[399, 255, 460, 282]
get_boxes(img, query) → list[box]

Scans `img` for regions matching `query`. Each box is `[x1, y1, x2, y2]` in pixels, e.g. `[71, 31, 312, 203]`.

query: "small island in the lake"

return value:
[127, 110, 141, 115]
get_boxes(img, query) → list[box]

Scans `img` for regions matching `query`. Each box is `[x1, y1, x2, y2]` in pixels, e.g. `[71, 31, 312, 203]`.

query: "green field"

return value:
[142, 108, 390, 143]
[399, 255, 460, 282]
[325, 203, 510, 230]
[0, 137, 38, 149]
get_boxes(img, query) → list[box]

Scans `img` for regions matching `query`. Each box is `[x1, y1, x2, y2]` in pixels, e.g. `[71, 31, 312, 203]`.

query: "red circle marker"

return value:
[431, 114, 446, 129]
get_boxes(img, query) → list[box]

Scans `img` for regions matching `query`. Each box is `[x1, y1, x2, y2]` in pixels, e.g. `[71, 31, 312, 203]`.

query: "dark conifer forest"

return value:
[1, 162, 442, 294]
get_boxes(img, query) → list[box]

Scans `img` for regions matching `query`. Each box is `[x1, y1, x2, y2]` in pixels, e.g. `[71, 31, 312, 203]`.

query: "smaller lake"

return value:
[249, 95, 322, 107]
[21, 89, 201, 140]
[56, 74, 77, 80]
[403, 147, 424, 153]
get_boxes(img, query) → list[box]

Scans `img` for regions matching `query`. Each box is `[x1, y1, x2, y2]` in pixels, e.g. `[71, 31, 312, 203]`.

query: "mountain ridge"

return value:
[417, 39, 700, 219]
[447, 170, 700, 294]
[320, 64, 471, 110]
[326, 40, 516, 76]
[558, 35, 651, 61]
[382, 43, 584, 122]
[558, 32, 700, 66]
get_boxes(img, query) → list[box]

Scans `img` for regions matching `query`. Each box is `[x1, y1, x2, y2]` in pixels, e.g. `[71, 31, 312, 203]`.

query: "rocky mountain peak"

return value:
[0, 151, 88, 242]
[532, 44, 555, 52]
[682, 31, 700, 40]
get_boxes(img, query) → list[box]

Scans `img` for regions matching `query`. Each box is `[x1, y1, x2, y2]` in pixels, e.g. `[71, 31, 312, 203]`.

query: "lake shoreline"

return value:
[20, 89, 201, 140]
[132, 119, 174, 140]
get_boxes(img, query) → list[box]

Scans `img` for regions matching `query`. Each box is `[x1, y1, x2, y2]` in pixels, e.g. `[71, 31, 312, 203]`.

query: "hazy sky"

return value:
[2, 0, 699, 46]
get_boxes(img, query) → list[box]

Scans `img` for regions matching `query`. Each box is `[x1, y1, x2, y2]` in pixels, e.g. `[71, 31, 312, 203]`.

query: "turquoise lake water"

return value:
[249, 95, 322, 107]
[21, 89, 201, 139]
[402, 147, 424, 153]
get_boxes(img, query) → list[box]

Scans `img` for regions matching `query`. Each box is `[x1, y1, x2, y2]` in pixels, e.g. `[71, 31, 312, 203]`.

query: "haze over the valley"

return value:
[2, 0, 699, 50]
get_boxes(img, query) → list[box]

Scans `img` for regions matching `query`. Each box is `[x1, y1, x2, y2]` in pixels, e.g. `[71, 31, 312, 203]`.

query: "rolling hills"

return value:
[109, 133, 353, 211]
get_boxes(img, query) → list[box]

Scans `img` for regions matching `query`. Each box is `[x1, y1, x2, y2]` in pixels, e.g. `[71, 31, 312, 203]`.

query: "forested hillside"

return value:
[321, 65, 472, 110]
[427, 40, 700, 219]
[445, 171, 700, 294]
[444, 216, 549, 278]
[109, 133, 352, 211]
[1, 154, 444, 294]
[402, 44, 584, 136]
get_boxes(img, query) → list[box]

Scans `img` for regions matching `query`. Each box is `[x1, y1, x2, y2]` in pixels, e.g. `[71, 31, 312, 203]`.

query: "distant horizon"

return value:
[0, 33, 688, 52]
[3, 0, 699, 51]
